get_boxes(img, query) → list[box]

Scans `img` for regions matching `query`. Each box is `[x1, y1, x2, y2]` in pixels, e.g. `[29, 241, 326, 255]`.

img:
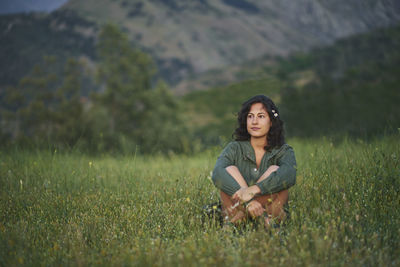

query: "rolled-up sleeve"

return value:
[256, 146, 297, 195]
[212, 142, 241, 196]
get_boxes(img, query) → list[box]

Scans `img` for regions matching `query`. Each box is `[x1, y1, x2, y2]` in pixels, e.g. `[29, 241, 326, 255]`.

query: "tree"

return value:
[53, 58, 86, 147]
[0, 56, 86, 148]
[92, 23, 186, 153]
[1, 56, 59, 144]
[95, 23, 154, 138]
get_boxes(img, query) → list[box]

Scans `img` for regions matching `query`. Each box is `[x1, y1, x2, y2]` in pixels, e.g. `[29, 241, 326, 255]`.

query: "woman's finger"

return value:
[232, 192, 238, 201]
[257, 207, 265, 217]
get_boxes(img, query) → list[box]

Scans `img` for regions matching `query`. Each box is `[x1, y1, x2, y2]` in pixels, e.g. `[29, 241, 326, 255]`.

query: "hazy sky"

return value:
[0, 0, 69, 14]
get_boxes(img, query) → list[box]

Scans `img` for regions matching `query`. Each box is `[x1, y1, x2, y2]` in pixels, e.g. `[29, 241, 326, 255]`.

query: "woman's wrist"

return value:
[243, 186, 261, 205]
[249, 185, 261, 196]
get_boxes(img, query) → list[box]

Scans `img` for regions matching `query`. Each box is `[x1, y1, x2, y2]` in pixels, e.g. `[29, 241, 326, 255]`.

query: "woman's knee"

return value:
[273, 189, 289, 207]
[258, 189, 288, 207]
[277, 189, 288, 201]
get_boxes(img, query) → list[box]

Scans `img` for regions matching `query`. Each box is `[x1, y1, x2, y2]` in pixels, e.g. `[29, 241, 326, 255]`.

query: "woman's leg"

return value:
[220, 166, 248, 223]
[221, 165, 289, 224]
[253, 165, 289, 224]
[223, 189, 288, 224]
[254, 190, 288, 222]
[220, 191, 246, 223]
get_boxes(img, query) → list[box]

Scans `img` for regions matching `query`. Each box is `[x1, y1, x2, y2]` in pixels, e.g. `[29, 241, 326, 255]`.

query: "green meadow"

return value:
[1, 136, 399, 266]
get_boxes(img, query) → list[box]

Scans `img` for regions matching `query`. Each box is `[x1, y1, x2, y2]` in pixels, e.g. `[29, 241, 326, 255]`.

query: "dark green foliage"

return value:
[182, 24, 400, 143]
[275, 25, 400, 82]
[1, 23, 187, 154]
[0, 23, 188, 154]
[280, 25, 400, 138]
[94, 23, 155, 138]
[53, 58, 86, 145]
[86, 23, 187, 154]
[0, 57, 86, 147]
[275, 52, 314, 80]
[2, 20, 400, 152]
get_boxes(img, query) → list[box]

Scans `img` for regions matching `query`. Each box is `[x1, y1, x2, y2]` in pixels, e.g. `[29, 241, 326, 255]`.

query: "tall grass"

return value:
[1, 136, 399, 266]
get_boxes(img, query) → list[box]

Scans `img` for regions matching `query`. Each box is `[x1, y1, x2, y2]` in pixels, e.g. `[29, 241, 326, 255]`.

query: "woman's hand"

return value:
[246, 200, 265, 218]
[232, 185, 261, 203]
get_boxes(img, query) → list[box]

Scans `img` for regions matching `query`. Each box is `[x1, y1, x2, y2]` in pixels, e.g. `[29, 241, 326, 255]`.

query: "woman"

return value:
[212, 95, 296, 228]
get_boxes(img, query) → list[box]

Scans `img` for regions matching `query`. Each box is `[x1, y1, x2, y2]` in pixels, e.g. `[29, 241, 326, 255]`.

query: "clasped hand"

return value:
[232, 187, 256, 203]
[232, 186, 264, 217]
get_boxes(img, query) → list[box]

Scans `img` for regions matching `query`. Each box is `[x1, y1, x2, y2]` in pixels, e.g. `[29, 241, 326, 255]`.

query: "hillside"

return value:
[182, 24, 400, 144]
[0, 10, 96, 89]
[61, 0, 400, 88]
[1, 14, 399, 152]
[0, 0, 399, 92]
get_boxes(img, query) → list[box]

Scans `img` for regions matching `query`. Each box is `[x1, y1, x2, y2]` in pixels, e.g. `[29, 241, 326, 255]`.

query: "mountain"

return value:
[61, 0, 400, 88]
[0, 0, 68, 14]
[1, 0, 400, 92]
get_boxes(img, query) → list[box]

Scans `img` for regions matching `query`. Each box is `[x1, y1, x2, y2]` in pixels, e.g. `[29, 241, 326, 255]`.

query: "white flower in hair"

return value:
[271, 109, 278, 117]
[274, 113, 278, 117]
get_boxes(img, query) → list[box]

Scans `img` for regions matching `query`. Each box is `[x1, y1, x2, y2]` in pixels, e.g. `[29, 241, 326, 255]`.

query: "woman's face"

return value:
[246, 102, 271, 139]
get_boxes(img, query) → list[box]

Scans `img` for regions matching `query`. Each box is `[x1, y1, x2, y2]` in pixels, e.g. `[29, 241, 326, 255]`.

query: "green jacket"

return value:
[212, 141, 297, 196]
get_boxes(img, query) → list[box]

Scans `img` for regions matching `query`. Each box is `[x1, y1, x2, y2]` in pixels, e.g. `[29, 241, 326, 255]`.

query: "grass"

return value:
[1, 136, 399, 266]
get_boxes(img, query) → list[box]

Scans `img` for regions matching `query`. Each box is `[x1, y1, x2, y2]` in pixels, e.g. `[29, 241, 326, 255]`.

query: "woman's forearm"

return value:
[225, 166, 248, 188]
[257, 165, 279, 183]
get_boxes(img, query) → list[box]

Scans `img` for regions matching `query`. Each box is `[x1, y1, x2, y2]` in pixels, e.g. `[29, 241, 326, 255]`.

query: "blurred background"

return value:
[0, 0, 399, 154]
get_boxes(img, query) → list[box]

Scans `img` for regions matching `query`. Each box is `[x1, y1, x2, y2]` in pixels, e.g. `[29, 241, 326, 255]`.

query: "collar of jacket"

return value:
[240, 141, 288, 164]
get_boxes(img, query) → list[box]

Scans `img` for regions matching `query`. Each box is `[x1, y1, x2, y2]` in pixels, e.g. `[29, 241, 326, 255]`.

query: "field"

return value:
[1, 136, 399, 266]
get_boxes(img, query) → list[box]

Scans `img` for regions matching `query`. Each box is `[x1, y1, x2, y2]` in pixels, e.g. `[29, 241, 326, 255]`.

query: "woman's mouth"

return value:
[251, 127, 260, 130]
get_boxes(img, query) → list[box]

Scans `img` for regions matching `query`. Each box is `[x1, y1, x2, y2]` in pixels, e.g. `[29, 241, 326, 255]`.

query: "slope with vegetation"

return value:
[61, 0, 400, 88]
[1, 22, 399, 153]
[182, 24, 400, 144]
[279, 25, 400, 138]
[0, 24, 186, 154]
[1, 0, 399, 91]
[0, 10, 96, 89]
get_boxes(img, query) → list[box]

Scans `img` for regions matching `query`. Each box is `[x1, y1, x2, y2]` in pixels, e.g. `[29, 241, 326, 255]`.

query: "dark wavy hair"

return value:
[233, 95, 285, 150]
